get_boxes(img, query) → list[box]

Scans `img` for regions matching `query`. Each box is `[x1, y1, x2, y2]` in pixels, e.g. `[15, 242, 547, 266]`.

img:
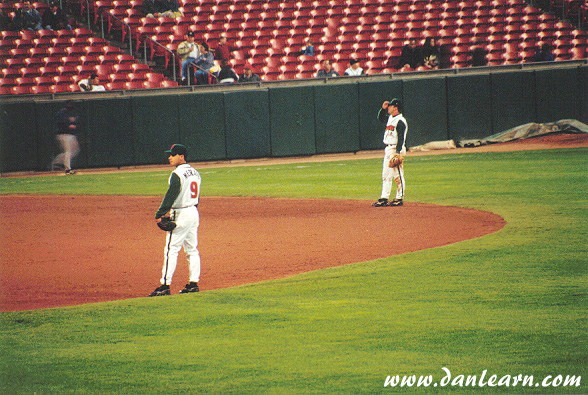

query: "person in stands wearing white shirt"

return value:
[77, 74, 106, 92]
[344, 59, 365, 76]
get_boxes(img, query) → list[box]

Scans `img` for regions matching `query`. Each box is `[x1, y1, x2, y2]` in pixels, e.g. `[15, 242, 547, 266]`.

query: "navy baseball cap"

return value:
[165, 144, 187, 156]
[389, 98, 403, 112]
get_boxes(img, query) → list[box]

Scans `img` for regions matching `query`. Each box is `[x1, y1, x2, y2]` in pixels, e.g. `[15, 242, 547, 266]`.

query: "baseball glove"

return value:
[388, 154, 404, 168]
[157, 217, 176, 232]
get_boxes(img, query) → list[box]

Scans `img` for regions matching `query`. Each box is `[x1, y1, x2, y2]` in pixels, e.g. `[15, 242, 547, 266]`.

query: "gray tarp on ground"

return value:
[458, 119, 588, 148]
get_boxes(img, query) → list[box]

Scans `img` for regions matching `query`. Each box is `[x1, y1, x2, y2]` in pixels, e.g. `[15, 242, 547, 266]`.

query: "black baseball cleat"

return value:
[65, 169, 76, 175]
[372, 198, 389, 207]
[149, 284, 170, 297]
[179, 282, 199, 293]
[390, 199, 403, 206]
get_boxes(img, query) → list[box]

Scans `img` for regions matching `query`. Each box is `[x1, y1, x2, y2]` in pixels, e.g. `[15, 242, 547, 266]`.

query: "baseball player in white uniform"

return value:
[373, 98, 407, 207]
[150, 144, 202, 296]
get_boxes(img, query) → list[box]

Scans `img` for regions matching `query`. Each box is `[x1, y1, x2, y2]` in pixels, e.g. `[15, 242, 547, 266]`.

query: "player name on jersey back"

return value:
[181, 168, 199, 179]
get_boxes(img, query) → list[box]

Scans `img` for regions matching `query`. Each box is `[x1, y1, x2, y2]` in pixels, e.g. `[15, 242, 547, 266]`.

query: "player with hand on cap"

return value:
[373, 98, 407, 207]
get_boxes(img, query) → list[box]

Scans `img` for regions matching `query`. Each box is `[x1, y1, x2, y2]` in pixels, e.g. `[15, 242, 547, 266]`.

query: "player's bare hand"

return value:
[382, 101, 389, 109]
[156, 212, 171, 223]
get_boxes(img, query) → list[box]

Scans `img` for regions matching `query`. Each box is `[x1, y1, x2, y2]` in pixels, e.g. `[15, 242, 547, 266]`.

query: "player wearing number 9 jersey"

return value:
[150, 144, 202, 297]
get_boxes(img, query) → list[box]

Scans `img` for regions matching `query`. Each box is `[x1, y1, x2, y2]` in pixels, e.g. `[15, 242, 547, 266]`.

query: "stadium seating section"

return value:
[1, 0, 587, 95]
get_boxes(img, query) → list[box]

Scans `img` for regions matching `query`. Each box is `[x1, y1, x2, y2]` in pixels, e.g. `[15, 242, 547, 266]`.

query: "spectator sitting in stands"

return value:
[13, 0, 42, 31]
[193, 42, 214, 85]
[143, 0, 181, 18]
[1, 10, 14, 31]
[470, 46, 488, 67]
[141, 0, 158, 17]
[316, 59, 339, 78]
[532, 43, 555, 62]
[421, 37, 440, 69]
[177, 31, 199, 83]
[398, 38, 422, 70]
[159, 0, 182, 17]
[42, 1, 71, 30]
[78, 74, 106, 92]
[215, 36, 237, 64]
[240, 65, 261, 83]
[301, 38, 314, 56]
[344, 59, 365, 76]
[218, 60, 239, 83]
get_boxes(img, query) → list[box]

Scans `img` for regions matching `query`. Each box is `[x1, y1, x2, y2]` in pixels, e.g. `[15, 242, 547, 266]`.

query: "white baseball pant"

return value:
[380, 145, 405, 200]
[160, 206, 201, 285]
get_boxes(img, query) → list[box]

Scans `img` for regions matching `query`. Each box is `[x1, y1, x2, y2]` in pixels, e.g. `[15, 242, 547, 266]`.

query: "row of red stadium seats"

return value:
[1, 0, 586, 95]
[0, 79, 178, 95]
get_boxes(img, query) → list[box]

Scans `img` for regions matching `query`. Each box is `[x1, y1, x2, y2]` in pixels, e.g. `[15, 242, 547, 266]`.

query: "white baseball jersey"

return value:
[171, 164, 201, 209]
[157, 163, 202, 286]
[383, 113, 408, 154]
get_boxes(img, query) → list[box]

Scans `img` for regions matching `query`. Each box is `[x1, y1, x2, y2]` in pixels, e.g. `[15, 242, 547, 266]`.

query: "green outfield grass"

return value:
[1, 148, 587, 395]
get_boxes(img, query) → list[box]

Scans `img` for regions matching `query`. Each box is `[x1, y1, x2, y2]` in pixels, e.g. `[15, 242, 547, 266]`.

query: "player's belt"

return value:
[173, 204, 198, 209]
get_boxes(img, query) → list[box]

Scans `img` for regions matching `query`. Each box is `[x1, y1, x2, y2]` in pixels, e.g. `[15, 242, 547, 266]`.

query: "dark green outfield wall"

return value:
[1, 66, 586, 173]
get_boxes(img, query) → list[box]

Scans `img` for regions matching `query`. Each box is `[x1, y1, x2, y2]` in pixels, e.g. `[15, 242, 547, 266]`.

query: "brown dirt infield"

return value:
[1, 196, 505, 312]
[1, 133, 586, 312]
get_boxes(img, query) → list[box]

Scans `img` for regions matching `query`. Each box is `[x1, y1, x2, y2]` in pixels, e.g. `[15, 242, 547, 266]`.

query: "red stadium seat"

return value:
[34, 76, 55, 86]
[128, 72, 148, 81]
[69, 37, 89, 47]
[131, 63, 151, 73]
[144, 72, 165, 83]
[553, 47, 572, 60]
[18, 30, 37, 41]
[84, 46, 104, 56]
[160, 80, 178, 87]
[9, 48, 30, 59]
[65, 46, 85, 57]
[116, 54, 136, 63]
[53, 75, 73, 85]
[50, 37, 71, 48]
[33, 37, 54, 48]
[60, 56, 83, 66]
[99, 54, 120, 65]
[112, 63, 133, 74]
[570, 46, 585, 59]
[108, 73, 130, 83]
[46, 84, 68, 93]
[56, 29, 76, 39]
[1, 68, 22, 79]
[57, 65, 77, 76]
[11, 86, 34, 95]
[95, 64, 113, 76]
[1, 31, 20, 41]
[0, 77, 17, 87]
[41, 56, 62, 68]
[106, 81, 128, 90]
[24, 57, 45, 68]
[125, 80, 146, 89]
[15, 76, 37, 86]
[20, 67, 43, 78]
[80, 55, 101, 66]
